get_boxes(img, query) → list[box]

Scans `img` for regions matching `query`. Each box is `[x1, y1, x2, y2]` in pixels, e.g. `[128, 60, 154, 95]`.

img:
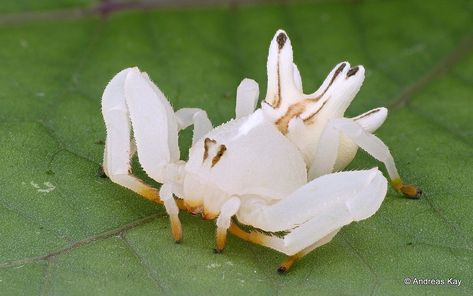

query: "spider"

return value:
[100, 29, 421, 272]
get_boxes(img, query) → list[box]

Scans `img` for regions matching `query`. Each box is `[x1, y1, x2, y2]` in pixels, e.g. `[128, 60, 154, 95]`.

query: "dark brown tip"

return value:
[347, 66, 359, 77]
[336, 63, 347, 75]
[97, 165, 108, 178]
[325, 63, 346, 90]
[276, 32, 287, 50]
[213, 248, 223, 254]
[277, 266, 287, 274]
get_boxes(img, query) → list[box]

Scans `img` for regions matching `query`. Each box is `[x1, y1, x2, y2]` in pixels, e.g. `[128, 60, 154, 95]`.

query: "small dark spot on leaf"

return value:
[406, 242, 413, 246]
[46, 170, 55, 175]
[95, 140, 105, 145]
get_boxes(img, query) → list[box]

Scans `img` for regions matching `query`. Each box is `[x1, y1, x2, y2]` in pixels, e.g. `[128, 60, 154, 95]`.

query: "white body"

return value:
[101, 30, 411, 259]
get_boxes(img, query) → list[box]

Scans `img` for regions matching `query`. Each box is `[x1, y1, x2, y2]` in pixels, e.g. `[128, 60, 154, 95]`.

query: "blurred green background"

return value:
[0, 0, 472, 295]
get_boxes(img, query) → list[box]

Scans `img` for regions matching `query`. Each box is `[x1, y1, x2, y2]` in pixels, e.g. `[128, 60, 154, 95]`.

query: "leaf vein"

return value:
[0, 213, 164, 269]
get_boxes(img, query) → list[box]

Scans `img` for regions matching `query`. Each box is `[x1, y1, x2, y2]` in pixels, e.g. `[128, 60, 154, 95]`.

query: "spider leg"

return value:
[102, 67, 190, 242]
[235, 78, 259, 119]
[102, 68, 163, 204]
[307, 108, 386, 180]
[309, 117, 421, 198]
[230, 169, 387, 271]
[292, 63, 303, 92]
[228, 224, 339, 273]
[353, 107, 388, 133]
[264, 30, 303, 110]
[214, 196, 241, 252]
[175, 108, 212, 144]
[277, 229, 339, 273]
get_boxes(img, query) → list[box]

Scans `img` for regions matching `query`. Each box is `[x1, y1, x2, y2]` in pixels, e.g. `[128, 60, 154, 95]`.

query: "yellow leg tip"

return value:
[215, 228, 227, 253]
[277, 255, 299, 273]
[170, 215, 182, 243]
[391, 178, 422, 199]
[400, 184, 422, 199]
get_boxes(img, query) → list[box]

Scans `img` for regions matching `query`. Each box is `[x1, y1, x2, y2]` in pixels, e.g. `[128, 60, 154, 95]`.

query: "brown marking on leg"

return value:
[275, 98, 329, 134]
[266, 32, 288, 109]
[328, 62, 346, 87]
[211, 144, 227, 167]
[353, 108, 381, 121]
[305, 62, 346, 102]
[272, 63, 348, 132]
[268, 55, 282, 108]
[346, 66, 359, 78]
[203, 138, 216, 162]
[275, 102, 307, 134]
[302, 100, 328, 124]
[274, 62, 281, 108]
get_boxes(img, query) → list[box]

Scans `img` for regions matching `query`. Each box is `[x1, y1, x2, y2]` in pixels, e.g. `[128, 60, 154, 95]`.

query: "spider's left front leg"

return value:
[230, 168, 387, 272]
[103, 68, 212, 242]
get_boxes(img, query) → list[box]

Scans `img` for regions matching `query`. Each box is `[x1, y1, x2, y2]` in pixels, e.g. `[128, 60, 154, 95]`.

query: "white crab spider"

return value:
[101, 29, 420, 272]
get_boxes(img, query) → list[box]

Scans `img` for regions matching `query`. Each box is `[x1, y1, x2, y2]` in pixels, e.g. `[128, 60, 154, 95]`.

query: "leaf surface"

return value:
[0, 1, 472, 295]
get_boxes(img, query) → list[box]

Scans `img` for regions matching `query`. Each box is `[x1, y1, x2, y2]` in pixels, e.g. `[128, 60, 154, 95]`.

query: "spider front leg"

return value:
[102, 68, 163, 204]
[230, 168, 387, 272]
[102, 67, 212, 242]
[277, 229, 339, 273]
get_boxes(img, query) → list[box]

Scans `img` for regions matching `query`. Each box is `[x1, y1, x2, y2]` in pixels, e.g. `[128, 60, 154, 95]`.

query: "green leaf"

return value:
[1, 1, 472, 295]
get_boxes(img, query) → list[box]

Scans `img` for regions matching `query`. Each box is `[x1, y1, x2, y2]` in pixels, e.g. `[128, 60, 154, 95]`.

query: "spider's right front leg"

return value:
[309, 117, 421, 198]
[102, 67, 212, 242]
